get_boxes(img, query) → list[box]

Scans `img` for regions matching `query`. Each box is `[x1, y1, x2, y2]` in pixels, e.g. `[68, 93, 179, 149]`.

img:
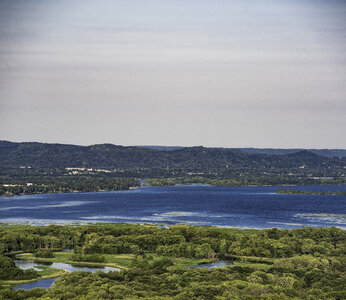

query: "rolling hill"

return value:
[0, 140, 345, 170]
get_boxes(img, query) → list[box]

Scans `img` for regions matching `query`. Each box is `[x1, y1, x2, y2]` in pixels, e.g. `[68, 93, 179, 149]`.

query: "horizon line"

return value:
[1, 139, 345, 151]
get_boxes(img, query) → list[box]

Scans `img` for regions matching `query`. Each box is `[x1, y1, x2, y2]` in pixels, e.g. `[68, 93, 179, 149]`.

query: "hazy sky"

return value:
[1, 0, 345, 148]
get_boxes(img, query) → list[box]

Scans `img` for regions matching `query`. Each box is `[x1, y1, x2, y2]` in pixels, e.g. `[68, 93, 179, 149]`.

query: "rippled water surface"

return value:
[1, 185, 345, 229]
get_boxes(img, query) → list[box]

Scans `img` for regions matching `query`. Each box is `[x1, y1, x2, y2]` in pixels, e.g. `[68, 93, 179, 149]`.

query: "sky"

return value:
[0, 0, 345, 148]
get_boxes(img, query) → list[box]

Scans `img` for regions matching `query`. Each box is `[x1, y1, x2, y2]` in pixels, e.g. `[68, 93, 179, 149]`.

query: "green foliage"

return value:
[70, 253, 106, 263]
[10, 259, 343, 299]
[34, 250, 54, 258]
[1, 224, 345, 261]
[0, 256, 38, 280]
[0, 224, 345, 299]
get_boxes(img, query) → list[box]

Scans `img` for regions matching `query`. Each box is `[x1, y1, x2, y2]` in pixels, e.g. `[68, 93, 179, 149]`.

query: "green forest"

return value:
[1, 141, 345, 174]
[0, 224, 345, 299]
[0, 178, 139, 196]
[1, 141, 345, 197]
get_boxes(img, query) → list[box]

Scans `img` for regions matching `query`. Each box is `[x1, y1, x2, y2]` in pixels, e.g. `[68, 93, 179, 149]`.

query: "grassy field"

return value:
[232, 260, 273, 270]
[0, 224, 32, 231]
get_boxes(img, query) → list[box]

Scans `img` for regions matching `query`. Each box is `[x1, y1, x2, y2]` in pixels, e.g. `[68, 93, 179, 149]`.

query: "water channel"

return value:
[14, 259, 120, 290]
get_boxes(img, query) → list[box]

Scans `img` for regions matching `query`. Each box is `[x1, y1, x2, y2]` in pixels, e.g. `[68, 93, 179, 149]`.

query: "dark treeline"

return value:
[0, 224, 345, 299]
[276, 188, 346, 196]
[1, 224, 345, 260]
[0, 178, 139, 196]
[1, 168, 345, 198]
[0, 169, 345, 198]
[146, 176, 346, 187]
[1, 165, 344, 183]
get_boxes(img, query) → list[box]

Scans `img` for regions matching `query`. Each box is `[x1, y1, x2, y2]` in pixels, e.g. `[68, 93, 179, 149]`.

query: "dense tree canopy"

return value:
[0, 224, 345, 299]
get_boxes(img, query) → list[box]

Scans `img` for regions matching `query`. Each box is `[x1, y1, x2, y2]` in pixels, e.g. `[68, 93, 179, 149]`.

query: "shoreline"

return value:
[0, 221, 345, 231]
[0, 268, 68, 288]
[15, 253, 127, 270]
[2, 182, 346, 197]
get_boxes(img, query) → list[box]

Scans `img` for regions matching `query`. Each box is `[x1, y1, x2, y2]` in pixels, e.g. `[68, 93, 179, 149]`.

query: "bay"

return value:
[1, 185, 345, 229]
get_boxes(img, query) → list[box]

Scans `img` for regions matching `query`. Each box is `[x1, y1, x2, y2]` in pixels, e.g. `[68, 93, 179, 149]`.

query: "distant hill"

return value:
[136, 145, 184, 151]
[137, 145, 346, 158]
[0, 140, 345, 170]
[236, 148, 346, 158]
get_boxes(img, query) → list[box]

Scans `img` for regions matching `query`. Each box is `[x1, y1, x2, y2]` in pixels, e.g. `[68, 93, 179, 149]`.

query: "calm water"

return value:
[14, 259, 120, 290]
[14, 259, 120, 273]
[1, 185, 345, 229]
[14, 258, 229, 290]
[14, 278, 58, 290]
[187, 261, 230, 269]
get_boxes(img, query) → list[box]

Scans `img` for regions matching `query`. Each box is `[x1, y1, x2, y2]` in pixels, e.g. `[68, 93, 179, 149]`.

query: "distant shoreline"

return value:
[276, 188, 346, 195]
[2, 182, 346, 197]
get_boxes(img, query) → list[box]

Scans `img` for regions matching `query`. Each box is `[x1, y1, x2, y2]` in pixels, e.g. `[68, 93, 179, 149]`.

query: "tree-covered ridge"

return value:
[141, 146, 346, 158]
[1, 141, 345, 197]
[236, 148, 346, 158]
[1, 140, 345, 170]
[1, 141, 345, 189]
[0, 224, 345, 299]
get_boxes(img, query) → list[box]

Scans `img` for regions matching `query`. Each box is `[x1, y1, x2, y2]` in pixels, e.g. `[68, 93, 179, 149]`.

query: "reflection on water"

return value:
[14, 278, 58, 290]
[187, 261, 230, 269]
[14, 259, 120, 290]
[14, 259, 120, 273]
[14, 259, 52, 269]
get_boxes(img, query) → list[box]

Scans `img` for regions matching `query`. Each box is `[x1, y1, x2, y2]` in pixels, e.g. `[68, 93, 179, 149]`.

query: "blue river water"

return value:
[0, 185, 345, 229]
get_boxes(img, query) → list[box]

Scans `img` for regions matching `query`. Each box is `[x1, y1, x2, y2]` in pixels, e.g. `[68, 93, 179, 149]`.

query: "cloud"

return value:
[0, 0, 345, 147]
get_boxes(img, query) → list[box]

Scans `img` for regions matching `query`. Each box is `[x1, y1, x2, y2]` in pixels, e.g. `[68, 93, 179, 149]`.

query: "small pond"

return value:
[187, 261, 230, 269]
